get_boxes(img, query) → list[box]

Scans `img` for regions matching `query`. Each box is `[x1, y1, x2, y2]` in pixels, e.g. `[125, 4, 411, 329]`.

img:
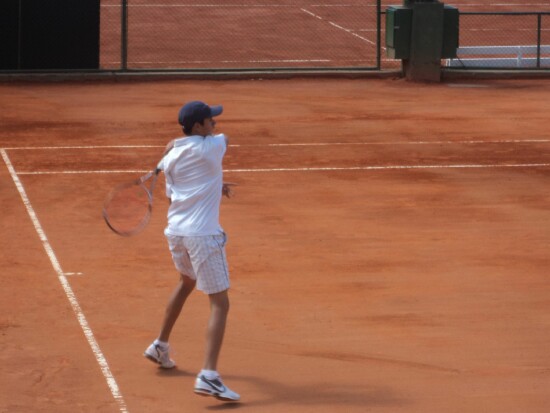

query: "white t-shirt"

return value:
[161, 133, 226, 236]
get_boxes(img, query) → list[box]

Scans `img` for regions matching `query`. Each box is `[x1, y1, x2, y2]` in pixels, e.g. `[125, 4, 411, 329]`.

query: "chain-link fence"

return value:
[100, 0, 382, 71]
[3, 1, 550, 73]
[446, 12, 550, 69]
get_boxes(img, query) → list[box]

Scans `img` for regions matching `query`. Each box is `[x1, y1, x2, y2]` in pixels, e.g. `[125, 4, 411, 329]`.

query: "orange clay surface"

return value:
[1, 77, 550, 413]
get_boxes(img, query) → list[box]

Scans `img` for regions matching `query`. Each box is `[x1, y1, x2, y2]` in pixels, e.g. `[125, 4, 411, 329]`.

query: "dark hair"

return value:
[183, 118, 205, 135]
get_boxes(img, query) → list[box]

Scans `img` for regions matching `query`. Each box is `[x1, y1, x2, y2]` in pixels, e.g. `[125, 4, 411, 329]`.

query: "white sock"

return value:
[154, 339, 169, 349]
[200, 369, 219, 380]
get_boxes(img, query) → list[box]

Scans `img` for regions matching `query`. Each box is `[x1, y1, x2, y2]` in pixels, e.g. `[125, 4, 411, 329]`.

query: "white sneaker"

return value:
[194, 374, 240, 402]
[144, 342, 176, 369]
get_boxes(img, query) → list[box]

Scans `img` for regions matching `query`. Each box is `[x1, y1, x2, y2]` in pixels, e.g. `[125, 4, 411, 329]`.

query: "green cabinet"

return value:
[385, 5, 459, 59]
[442, 6, 459, 59]
[386, 6, 413, 59]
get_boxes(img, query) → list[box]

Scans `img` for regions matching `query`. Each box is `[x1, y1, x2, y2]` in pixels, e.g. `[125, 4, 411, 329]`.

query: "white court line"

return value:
[455, 3, 550, 7]
[0, 149, 129, 413]
[3, 145, 163, 150]
[111, 59, 339, 65]
[223, 163, 550, 173]
[465, 29, 550, 32]
[17, 170, 150, 175]
[4, 139, 550, 151]
[102, 58, 375, 64]
[301, 8, 377, 46]
[237, 139, 550, 146]
[12, 163, 550, 176]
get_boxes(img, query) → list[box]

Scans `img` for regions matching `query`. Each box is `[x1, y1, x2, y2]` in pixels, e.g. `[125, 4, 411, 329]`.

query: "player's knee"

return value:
[210, 290, 230, 314]
[180, 273, 196, 289]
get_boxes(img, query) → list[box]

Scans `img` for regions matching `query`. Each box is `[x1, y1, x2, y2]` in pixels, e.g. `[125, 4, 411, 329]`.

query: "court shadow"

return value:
[206, 403, 242, 411]
[155, 367, 193, 378]
[205, 374, 406, 410]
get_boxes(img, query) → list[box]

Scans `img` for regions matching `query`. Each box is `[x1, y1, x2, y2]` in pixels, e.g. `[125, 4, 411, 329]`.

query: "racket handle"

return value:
[138, 171, 155, 183]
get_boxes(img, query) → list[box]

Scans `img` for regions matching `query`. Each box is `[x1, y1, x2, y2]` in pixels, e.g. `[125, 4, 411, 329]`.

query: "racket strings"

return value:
[103, 183, 152, 236]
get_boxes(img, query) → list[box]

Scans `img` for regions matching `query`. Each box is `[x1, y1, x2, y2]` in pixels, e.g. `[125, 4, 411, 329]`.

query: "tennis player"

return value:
[144, 100, 239, 402]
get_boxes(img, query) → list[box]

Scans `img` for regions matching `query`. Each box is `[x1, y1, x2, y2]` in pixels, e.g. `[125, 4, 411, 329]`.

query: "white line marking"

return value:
[4, 139, 550, 151]
[465, 29, 550, 32]
[329, 21, 377, 45]
[2, 145, 163, 150]
[301, 8, 322, 19]
[1, 149, 129, 413]
[13, 163, 550, 176]
[456, 3, 550, 7]
[301, 8, 376, 46]
[239, 139, 550, 146]
[223, 163, 550, 173]
[114, 58, 338, 65]
[17, 170, 150, 175]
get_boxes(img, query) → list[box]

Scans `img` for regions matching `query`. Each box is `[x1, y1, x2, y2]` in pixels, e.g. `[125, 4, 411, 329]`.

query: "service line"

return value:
[12, 163, 550, 176]
[4, 138, 550, 151]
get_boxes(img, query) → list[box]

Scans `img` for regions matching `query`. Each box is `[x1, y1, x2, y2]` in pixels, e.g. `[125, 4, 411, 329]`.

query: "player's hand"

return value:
[222, 182, 237, 198]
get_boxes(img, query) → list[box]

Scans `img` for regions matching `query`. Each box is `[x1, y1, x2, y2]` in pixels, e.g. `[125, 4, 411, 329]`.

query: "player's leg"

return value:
[204, 289, 229, 371]
[159, 273, 196, 342]
[145, 234, 197, 369]
[144, 273, 195, 368]
[194, 288, 239, 401]
[191, 234, 239, 401]
[144, 274, 196, 369]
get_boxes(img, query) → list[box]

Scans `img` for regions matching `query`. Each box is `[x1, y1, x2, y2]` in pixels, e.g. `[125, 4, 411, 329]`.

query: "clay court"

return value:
[2, 76, 550, 413]
[2, 1, 550, 412]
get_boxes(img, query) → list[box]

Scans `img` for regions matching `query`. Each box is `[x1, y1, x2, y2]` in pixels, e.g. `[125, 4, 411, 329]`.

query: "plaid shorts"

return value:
[166, 233, 230, 295]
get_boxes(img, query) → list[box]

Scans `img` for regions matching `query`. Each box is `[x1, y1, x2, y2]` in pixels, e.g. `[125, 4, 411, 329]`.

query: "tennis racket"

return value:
[102, 167, 162, 237]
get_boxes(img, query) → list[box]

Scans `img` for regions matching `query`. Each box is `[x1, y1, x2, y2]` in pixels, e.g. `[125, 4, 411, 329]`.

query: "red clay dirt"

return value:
[1, 77, 550, 413]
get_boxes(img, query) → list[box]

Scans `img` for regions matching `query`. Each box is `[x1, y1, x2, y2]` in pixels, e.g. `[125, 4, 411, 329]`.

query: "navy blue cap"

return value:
[178, 101, 223, 127]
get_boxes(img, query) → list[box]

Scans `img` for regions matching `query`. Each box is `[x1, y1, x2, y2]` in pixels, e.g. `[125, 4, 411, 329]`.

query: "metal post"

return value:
[537, 13, 542, 69]
[17, 0, 22, 69]
[402, 0, 444, 82]
[121, 0, 128, 71]
[376, 0, 381, 69]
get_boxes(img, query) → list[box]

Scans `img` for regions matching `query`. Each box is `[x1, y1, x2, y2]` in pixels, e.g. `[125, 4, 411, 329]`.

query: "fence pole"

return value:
[376, 0, 381, 69]
[537, 14, 542, 68]
[121, 0, 128, 70]
[17, 0, 22, 69]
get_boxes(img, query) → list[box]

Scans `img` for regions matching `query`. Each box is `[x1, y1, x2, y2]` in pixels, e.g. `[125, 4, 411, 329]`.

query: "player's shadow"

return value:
[204, 374, 406, 411]
[155, 367, 194, 377]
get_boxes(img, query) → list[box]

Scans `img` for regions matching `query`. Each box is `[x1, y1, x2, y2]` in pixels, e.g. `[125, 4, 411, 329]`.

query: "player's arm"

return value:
[163, 139, 175, 156]
[219, 134, 234, 198]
